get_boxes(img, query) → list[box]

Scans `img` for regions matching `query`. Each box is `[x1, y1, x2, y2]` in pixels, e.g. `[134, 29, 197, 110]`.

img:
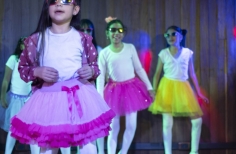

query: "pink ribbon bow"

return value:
[61, 85, 83, 119]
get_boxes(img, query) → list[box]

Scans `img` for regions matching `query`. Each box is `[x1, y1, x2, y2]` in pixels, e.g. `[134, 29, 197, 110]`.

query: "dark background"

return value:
[0, 0, 235, 153]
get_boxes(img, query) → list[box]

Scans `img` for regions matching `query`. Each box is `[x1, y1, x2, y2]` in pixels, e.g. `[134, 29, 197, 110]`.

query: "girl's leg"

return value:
[76, 146, 80, 154]
[30, 144, 41, 154]
[96, 137, 105, 154]
[40, 148, 59, 154]
[80, 141, 97, 154]
[60, 147, 71, 154]
[49, 148, 59, 154]
[190, 117, 202, 154]
[162, 113, 173, 154]
[119, 112, 137, 154]
[5, 131, 16, 154]
[107, 116, 120, 154]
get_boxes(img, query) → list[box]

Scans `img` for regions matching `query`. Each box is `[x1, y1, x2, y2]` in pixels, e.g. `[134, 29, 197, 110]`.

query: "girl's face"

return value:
[106, 23, 124, 45]
[80, 24, 93, 36]
[164, 29, 183, 46]
[20, 37, 26, 50]
[20, 44, 25, 51]
[49, 1, 80, 25]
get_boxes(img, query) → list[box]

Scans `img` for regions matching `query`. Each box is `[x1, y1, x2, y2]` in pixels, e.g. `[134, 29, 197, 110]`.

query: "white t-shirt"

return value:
[6, 55, 31, 95]
[39, 27, 83, 81]
[159, 47, 193, 81]
[97, 43, 152, 97]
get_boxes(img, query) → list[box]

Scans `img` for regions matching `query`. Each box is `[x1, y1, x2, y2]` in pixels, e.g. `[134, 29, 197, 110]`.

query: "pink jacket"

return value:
[18, 31, 100, 89]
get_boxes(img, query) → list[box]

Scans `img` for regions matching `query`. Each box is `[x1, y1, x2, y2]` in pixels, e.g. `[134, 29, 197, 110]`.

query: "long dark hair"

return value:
[79, 19, 98, 49]
[106, 19, 127, 34]
[165, 25, 187, 47]
[33, 0, 81, 63]
[13, 37, 26, 61]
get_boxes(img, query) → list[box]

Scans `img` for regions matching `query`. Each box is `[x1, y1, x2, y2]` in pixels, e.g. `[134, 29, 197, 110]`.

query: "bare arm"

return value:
[153, 57, 163, 91]
[188, 57, 209, 103]
[0, 66, 13, 108]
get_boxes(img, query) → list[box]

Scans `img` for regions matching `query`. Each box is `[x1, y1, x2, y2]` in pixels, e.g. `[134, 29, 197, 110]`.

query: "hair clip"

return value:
[105, 16, 117, 23]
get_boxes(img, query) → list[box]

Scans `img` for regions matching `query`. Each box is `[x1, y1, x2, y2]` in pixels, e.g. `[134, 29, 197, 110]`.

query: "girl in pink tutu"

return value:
[10, 0, 115, 154]
[96, 17, 154, 154]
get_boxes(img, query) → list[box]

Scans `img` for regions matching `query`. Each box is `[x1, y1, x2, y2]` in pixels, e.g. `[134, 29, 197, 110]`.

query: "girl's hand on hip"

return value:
[77, 65, 93, 80]
[34, 66, 58, 82]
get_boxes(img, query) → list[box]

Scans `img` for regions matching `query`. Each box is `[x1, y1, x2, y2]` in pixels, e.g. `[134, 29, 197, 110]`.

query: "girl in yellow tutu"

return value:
[149, 25, 209, 154]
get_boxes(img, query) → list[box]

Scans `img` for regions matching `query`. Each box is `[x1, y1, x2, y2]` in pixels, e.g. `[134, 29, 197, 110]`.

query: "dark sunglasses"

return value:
[108, 28, 124, 33]
[164, 32, 178, 38]
[80, 28, 93, 33]
[48, 0, 77, 5]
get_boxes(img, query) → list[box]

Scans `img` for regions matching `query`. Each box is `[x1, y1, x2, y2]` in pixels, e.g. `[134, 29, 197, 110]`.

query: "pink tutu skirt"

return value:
[10, 79, 115, 148]
[104, 77, 153, 116]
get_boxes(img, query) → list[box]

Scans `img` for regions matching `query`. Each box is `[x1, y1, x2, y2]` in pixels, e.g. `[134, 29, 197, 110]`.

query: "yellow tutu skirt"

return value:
[148, 77, 203, 117]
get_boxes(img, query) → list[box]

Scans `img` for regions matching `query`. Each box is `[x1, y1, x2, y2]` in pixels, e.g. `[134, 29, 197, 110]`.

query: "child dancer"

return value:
[10, 1, 115, 154]
[149, 25, 209, 154]
[0, 37, 40, 154]
[79, 19, 102, 53]
[96, 17, 154, 154]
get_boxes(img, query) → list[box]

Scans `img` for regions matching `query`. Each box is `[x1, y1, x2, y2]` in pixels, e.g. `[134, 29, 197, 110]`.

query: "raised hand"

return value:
[33, 66, 59, 82]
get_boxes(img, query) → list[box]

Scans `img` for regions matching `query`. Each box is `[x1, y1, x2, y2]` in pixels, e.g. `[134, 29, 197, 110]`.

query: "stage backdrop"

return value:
[0, 0, 235, 154]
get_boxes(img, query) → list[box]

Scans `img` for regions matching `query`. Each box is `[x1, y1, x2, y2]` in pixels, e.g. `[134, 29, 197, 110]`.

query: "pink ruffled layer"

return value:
[10, 109, 115, 148]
